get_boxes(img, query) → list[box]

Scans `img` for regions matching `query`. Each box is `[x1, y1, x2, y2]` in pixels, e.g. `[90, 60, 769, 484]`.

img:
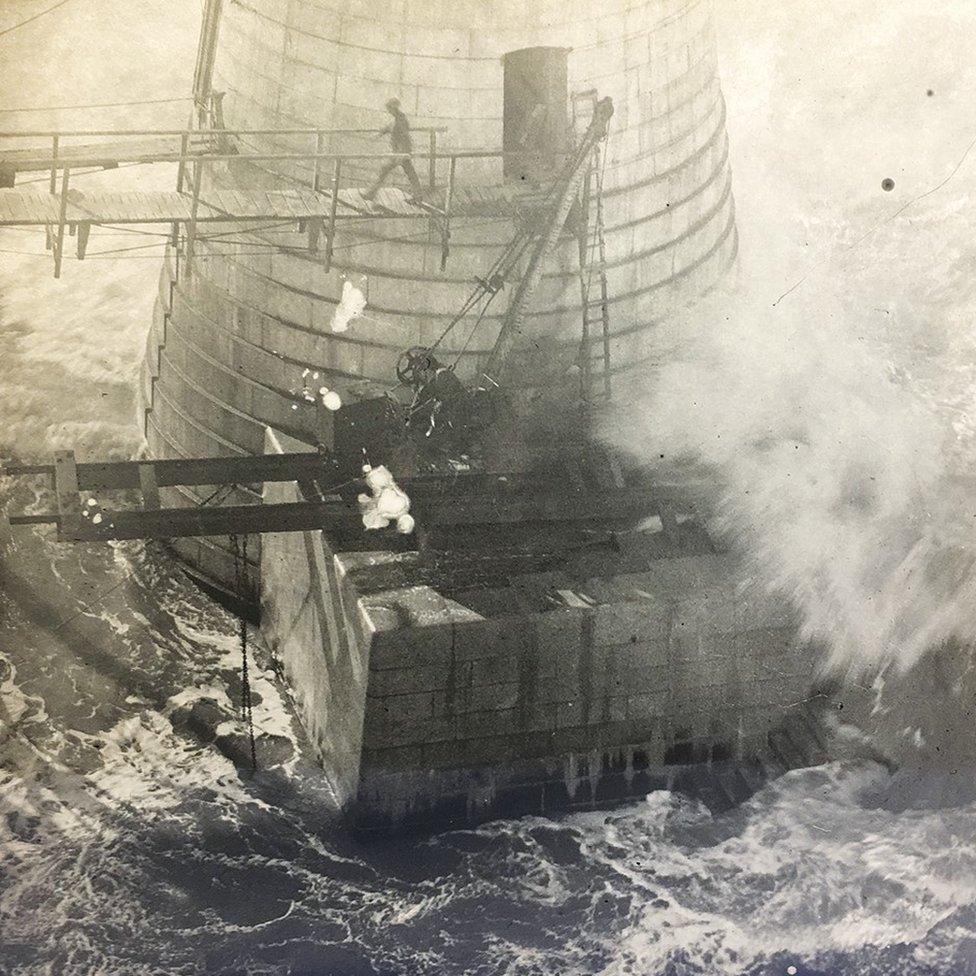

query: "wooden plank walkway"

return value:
[0, 134, 218, 176]
[0, 187, 394, 226]
[0, 183, 550, 227]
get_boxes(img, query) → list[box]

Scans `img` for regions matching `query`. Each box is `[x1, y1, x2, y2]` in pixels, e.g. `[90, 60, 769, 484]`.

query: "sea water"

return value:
[2, 1, 976, 972]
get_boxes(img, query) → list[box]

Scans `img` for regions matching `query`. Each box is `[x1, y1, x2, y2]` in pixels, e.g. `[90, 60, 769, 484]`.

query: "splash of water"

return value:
[603, 199, 976, 682]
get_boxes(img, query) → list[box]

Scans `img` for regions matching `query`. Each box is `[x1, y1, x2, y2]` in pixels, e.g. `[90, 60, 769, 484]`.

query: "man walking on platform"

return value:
[363, 98, 425, 203]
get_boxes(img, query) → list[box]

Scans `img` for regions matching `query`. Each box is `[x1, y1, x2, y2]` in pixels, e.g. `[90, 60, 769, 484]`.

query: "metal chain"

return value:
[230, 532, 258, 772]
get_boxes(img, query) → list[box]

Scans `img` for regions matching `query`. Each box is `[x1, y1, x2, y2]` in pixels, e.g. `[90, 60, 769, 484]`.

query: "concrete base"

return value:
[260, 431, 823, 834]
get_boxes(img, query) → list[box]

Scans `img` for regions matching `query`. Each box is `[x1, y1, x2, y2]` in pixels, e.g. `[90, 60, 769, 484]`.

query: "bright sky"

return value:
[716, 1, 976, 241]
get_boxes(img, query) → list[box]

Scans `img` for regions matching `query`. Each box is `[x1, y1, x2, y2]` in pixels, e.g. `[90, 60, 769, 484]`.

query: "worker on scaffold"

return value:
[363, 98, 425, 204]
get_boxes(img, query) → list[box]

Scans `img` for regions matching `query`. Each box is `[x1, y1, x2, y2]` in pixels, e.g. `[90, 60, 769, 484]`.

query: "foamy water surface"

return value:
[3, 0, 976, 972]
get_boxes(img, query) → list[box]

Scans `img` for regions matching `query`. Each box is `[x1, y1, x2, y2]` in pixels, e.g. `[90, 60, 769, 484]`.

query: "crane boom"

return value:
[483, 96, 614, 387]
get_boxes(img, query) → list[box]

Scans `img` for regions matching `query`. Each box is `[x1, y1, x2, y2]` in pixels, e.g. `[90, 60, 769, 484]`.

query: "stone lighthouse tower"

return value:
[140, 0, 737, 596]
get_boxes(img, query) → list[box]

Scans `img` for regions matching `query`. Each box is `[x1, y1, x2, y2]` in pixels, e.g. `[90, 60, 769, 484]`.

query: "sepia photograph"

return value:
[1, 0, 974, 973]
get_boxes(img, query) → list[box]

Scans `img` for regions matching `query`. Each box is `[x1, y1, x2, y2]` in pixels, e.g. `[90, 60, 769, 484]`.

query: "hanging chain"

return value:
[230, 532, 258, 772]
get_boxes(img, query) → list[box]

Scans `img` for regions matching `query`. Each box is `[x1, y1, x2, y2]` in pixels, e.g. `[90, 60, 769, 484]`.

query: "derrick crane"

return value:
[394, 97, 615, 454]
[484, 96, 614, 389]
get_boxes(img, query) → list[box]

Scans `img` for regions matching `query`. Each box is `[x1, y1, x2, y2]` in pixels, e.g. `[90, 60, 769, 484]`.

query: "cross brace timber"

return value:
[3, 450, 691, 545]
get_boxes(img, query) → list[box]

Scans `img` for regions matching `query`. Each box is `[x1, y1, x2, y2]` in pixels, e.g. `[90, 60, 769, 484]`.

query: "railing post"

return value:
[49, 134, 59, 195]
[53, 166, 70, 279]
[176, 131, 190, 192]
[428, 130, 436, 190]
[324, 158, 341, 272]
[184, 158, 203, 280]
[312, 130, 325, 192]
[440, 155, 456, 271]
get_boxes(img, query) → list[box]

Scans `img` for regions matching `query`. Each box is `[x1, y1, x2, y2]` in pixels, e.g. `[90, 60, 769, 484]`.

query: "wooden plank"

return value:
[6, 193, 41, 222]
[238, 190, 265, 217]
[191, 193, 218, 220]
[0, 186, 480, 228]
[298, 193, 320, 219]
[3, 192, 25, 220]
[140, 192, 164, 221]
[236, 190, 257, 214]
[205, 191, 234, 222]
[53, 451, 81, 511]
[123, 192, 147, 220]
[88, 193, 121, 222]
[217, 190, 248, 216]
[0, 192, 24, 219]
[207, 190, 237, 218]
[128, 192, 165, 222]
[281, 193, 310, 218]
[174, 192, 194, 220]
[153, 193, 176, 220]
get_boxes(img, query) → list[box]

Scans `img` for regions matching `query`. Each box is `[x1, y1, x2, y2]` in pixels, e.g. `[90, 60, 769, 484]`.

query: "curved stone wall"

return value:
[140, 0, 736, 593]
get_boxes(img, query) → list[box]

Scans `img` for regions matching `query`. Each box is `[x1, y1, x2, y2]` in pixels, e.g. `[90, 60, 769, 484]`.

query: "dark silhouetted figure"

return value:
[363, 98, 424, 203]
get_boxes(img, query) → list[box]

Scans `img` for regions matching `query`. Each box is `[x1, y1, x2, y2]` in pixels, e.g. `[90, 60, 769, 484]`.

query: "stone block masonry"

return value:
[352, 556, 816, 831]
[260, 445, 820, 833]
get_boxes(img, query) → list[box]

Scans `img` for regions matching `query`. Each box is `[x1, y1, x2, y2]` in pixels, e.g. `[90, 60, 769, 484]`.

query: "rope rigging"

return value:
[0, 0, 78, 39]
[0, 96, 193, 113]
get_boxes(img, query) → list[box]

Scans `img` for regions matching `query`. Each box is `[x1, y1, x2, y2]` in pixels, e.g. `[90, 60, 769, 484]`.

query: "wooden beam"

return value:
[307, 216, 323, 253]
[76, 221, 91, 260]
[57, 499, 357, 542]
[312, 130, 325, 192]
[183, 158, 203, 278]
[176, 131, 189, 192]
[53, 450, 82, 538]
[45, 483, 663, 543]
[324, 158, 341, 272]
[53, 167, 70, 278]
[441, 155, 456, 271]
[428, 130, 437, 190]
[53, 451, 81, 514]
[409, 486, 659, 527]
[9, 513, 60, 527]
[2, 451, 336, 490]
[49, 134, 58, 195]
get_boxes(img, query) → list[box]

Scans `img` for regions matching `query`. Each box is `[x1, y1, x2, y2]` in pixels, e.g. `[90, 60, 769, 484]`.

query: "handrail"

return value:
[0, 126, 449, 138]
[10, 149, 568, 168]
